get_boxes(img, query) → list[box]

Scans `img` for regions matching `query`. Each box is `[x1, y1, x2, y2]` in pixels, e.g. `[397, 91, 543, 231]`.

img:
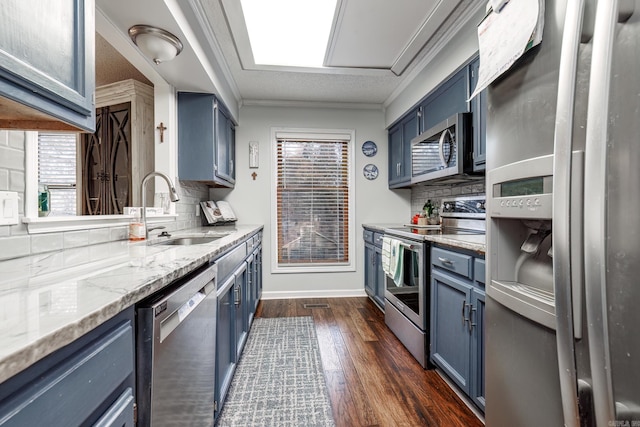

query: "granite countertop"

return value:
[0, 224, 262, 384]
[362, 223, 486, 254]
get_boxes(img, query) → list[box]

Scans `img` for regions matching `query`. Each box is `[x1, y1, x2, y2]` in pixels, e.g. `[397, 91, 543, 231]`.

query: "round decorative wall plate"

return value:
[362, 140, 377, 157]
[363, 164, 379, 180]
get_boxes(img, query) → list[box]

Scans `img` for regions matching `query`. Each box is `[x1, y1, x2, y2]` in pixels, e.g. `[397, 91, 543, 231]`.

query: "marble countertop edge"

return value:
[0, 225, 263, 384]
[362, 223, 486, 254]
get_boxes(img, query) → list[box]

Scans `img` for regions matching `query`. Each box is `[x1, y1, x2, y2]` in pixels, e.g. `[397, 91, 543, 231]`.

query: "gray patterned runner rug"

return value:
[216, 316, 336, 427]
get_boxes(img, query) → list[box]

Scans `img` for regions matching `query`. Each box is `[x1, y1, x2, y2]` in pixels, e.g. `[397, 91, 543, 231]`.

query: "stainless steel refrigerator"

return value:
[485, 0, 640, 426]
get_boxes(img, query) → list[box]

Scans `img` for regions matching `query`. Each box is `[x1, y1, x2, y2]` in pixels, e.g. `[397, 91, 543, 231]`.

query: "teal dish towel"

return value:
[391, 239, 404, 286]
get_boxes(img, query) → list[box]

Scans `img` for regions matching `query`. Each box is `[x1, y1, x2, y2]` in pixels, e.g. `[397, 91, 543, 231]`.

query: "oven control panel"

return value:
[440, 195, 486, 218]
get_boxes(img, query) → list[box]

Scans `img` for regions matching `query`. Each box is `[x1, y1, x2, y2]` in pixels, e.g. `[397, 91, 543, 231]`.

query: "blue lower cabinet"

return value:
[374, 245, 386, 309]
[213, 235, 263, 421]
[215, 274, 236, 420]
[246, 253, 256, 326]
[431, 246, 485, 413]
[363, 229, 385, 311]
[234, 262, 249, 360]
[431, 269, 473, 394]
[364, 243, 376, 298]
[470, 289, 485, 412]
[0, 308, 135, 427]
[93, 388, 135, 427]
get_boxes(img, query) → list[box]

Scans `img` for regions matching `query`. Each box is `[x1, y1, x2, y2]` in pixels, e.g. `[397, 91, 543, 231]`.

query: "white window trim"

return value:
[23, 131, 177, 234]
[270, 127, 355, 274]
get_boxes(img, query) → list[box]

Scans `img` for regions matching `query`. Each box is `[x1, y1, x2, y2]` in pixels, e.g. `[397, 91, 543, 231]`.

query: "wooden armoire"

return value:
[80, 79, 154, 215]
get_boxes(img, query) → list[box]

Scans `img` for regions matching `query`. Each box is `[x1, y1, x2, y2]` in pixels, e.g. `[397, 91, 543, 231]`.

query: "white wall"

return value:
[211, 105, 411, 299]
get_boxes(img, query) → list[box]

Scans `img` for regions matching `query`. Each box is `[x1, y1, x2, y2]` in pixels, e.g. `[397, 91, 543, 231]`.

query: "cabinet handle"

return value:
[234, 283, 240, 306]
[461, 300, 468, 326]
[438, 257, 454, 266]
[469, 306, 477, 333]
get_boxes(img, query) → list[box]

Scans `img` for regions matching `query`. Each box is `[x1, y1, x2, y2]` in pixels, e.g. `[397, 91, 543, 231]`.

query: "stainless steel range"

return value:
[383, 195, 485, 368]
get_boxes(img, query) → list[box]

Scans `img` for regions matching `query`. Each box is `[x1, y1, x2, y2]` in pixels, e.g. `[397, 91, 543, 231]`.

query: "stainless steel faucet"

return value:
[141, 172, 180, 239]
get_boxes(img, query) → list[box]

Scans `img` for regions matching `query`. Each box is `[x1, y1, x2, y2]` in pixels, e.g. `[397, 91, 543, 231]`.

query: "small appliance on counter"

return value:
[200, 200, 237, 226]
[382, 195, 486, 368]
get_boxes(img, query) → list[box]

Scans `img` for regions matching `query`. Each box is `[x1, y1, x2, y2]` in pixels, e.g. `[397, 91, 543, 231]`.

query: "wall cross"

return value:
[156, 122, 167, 143]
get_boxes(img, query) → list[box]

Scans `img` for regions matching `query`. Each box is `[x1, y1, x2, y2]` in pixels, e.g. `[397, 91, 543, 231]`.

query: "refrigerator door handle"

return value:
[584, 0, 628, 425]
[552, 0, 588, 425]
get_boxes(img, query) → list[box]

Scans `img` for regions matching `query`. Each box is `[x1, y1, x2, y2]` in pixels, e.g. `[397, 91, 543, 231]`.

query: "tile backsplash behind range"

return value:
[411, 180, 486, 215]
[0, 130, 210, 260]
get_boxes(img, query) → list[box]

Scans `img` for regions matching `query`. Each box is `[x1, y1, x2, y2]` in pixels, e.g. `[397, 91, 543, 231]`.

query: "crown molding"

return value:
[241, 99, 383, 111]
[186, 0, 242, 103]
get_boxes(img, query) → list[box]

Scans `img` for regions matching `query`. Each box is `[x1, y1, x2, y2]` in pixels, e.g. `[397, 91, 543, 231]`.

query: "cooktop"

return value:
[385, 195, 486, 240]
[385, 225, 485, 236]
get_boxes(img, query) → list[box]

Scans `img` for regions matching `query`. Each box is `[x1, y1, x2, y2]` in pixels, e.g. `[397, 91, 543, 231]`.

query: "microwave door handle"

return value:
[438, 129, 452, 167]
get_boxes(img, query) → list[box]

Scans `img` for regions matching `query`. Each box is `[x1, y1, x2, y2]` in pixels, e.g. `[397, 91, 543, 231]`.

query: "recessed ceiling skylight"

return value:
[240, 0, 337, 68]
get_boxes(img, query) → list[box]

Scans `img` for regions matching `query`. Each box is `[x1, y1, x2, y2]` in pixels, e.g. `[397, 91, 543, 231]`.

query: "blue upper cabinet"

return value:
[469, 57, 486, 172]
[388, 108, 419, 188]
[177, 92, 236, 188]
[0, 0, 96, 132]
[388, 63, 477, 188]
[419, 66, 469, 133]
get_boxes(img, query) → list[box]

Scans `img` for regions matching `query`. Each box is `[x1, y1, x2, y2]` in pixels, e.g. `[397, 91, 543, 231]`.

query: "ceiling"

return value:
[95, 0, 484, 110]
[95, 33, 152, 87]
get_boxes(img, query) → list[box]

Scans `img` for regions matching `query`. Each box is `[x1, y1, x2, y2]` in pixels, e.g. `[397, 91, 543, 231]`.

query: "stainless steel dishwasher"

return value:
[136, 263, 217, 427]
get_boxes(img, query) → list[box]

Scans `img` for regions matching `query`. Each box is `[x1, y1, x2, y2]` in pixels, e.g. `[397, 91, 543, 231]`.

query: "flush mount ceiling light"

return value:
[128, 25, 183, 64]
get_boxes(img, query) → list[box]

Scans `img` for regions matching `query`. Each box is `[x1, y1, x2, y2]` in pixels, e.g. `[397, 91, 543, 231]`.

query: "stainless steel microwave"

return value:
[411, 112, 474, 184]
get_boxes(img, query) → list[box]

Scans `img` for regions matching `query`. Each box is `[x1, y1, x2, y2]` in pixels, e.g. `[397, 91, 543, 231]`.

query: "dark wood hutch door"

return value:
[81, 102, 132, 215]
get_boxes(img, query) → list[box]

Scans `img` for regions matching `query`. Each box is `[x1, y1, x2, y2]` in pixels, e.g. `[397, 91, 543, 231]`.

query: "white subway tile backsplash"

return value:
[411, 181, 486, 214]
[0, 236, 30, 259]
[9, 170, 25, 192]
[89, 228, 111, 245]
[0, 153, 211, 260]
[110, 226, 129, 242]
[9, 223, 27, 236]
[8, 131, 25, 149]
[63, 230, 90, 249]
[30, 233, 64, 254]
[0, 170, 8, 189]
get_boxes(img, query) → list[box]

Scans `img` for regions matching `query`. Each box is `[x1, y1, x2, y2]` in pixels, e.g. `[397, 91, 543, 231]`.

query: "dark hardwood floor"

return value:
[255, 297, 484, 427]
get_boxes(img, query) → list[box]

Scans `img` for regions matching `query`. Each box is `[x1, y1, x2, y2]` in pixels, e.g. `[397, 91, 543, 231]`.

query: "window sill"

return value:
[271, 263, 355, 274]
[22, 214, 178, 234]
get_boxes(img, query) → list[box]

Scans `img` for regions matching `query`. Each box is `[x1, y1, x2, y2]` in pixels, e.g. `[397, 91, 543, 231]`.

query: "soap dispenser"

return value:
[129, 208, 145, 241]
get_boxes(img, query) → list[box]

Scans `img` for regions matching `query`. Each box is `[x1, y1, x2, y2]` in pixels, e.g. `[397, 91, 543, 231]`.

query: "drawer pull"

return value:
[438, 257, 454, 266]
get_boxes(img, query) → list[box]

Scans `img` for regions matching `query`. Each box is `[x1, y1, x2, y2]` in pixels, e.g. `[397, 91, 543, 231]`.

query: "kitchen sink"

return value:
[156, 236, 222, 246]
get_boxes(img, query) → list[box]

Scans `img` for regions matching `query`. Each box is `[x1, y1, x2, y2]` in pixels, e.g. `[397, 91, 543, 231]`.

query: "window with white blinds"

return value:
[274, 129, 354, 271]
[38, 133, 78, 216]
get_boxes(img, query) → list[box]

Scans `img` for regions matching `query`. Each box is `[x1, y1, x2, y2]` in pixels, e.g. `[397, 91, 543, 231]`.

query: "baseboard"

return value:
[261, 289, 367, 300]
